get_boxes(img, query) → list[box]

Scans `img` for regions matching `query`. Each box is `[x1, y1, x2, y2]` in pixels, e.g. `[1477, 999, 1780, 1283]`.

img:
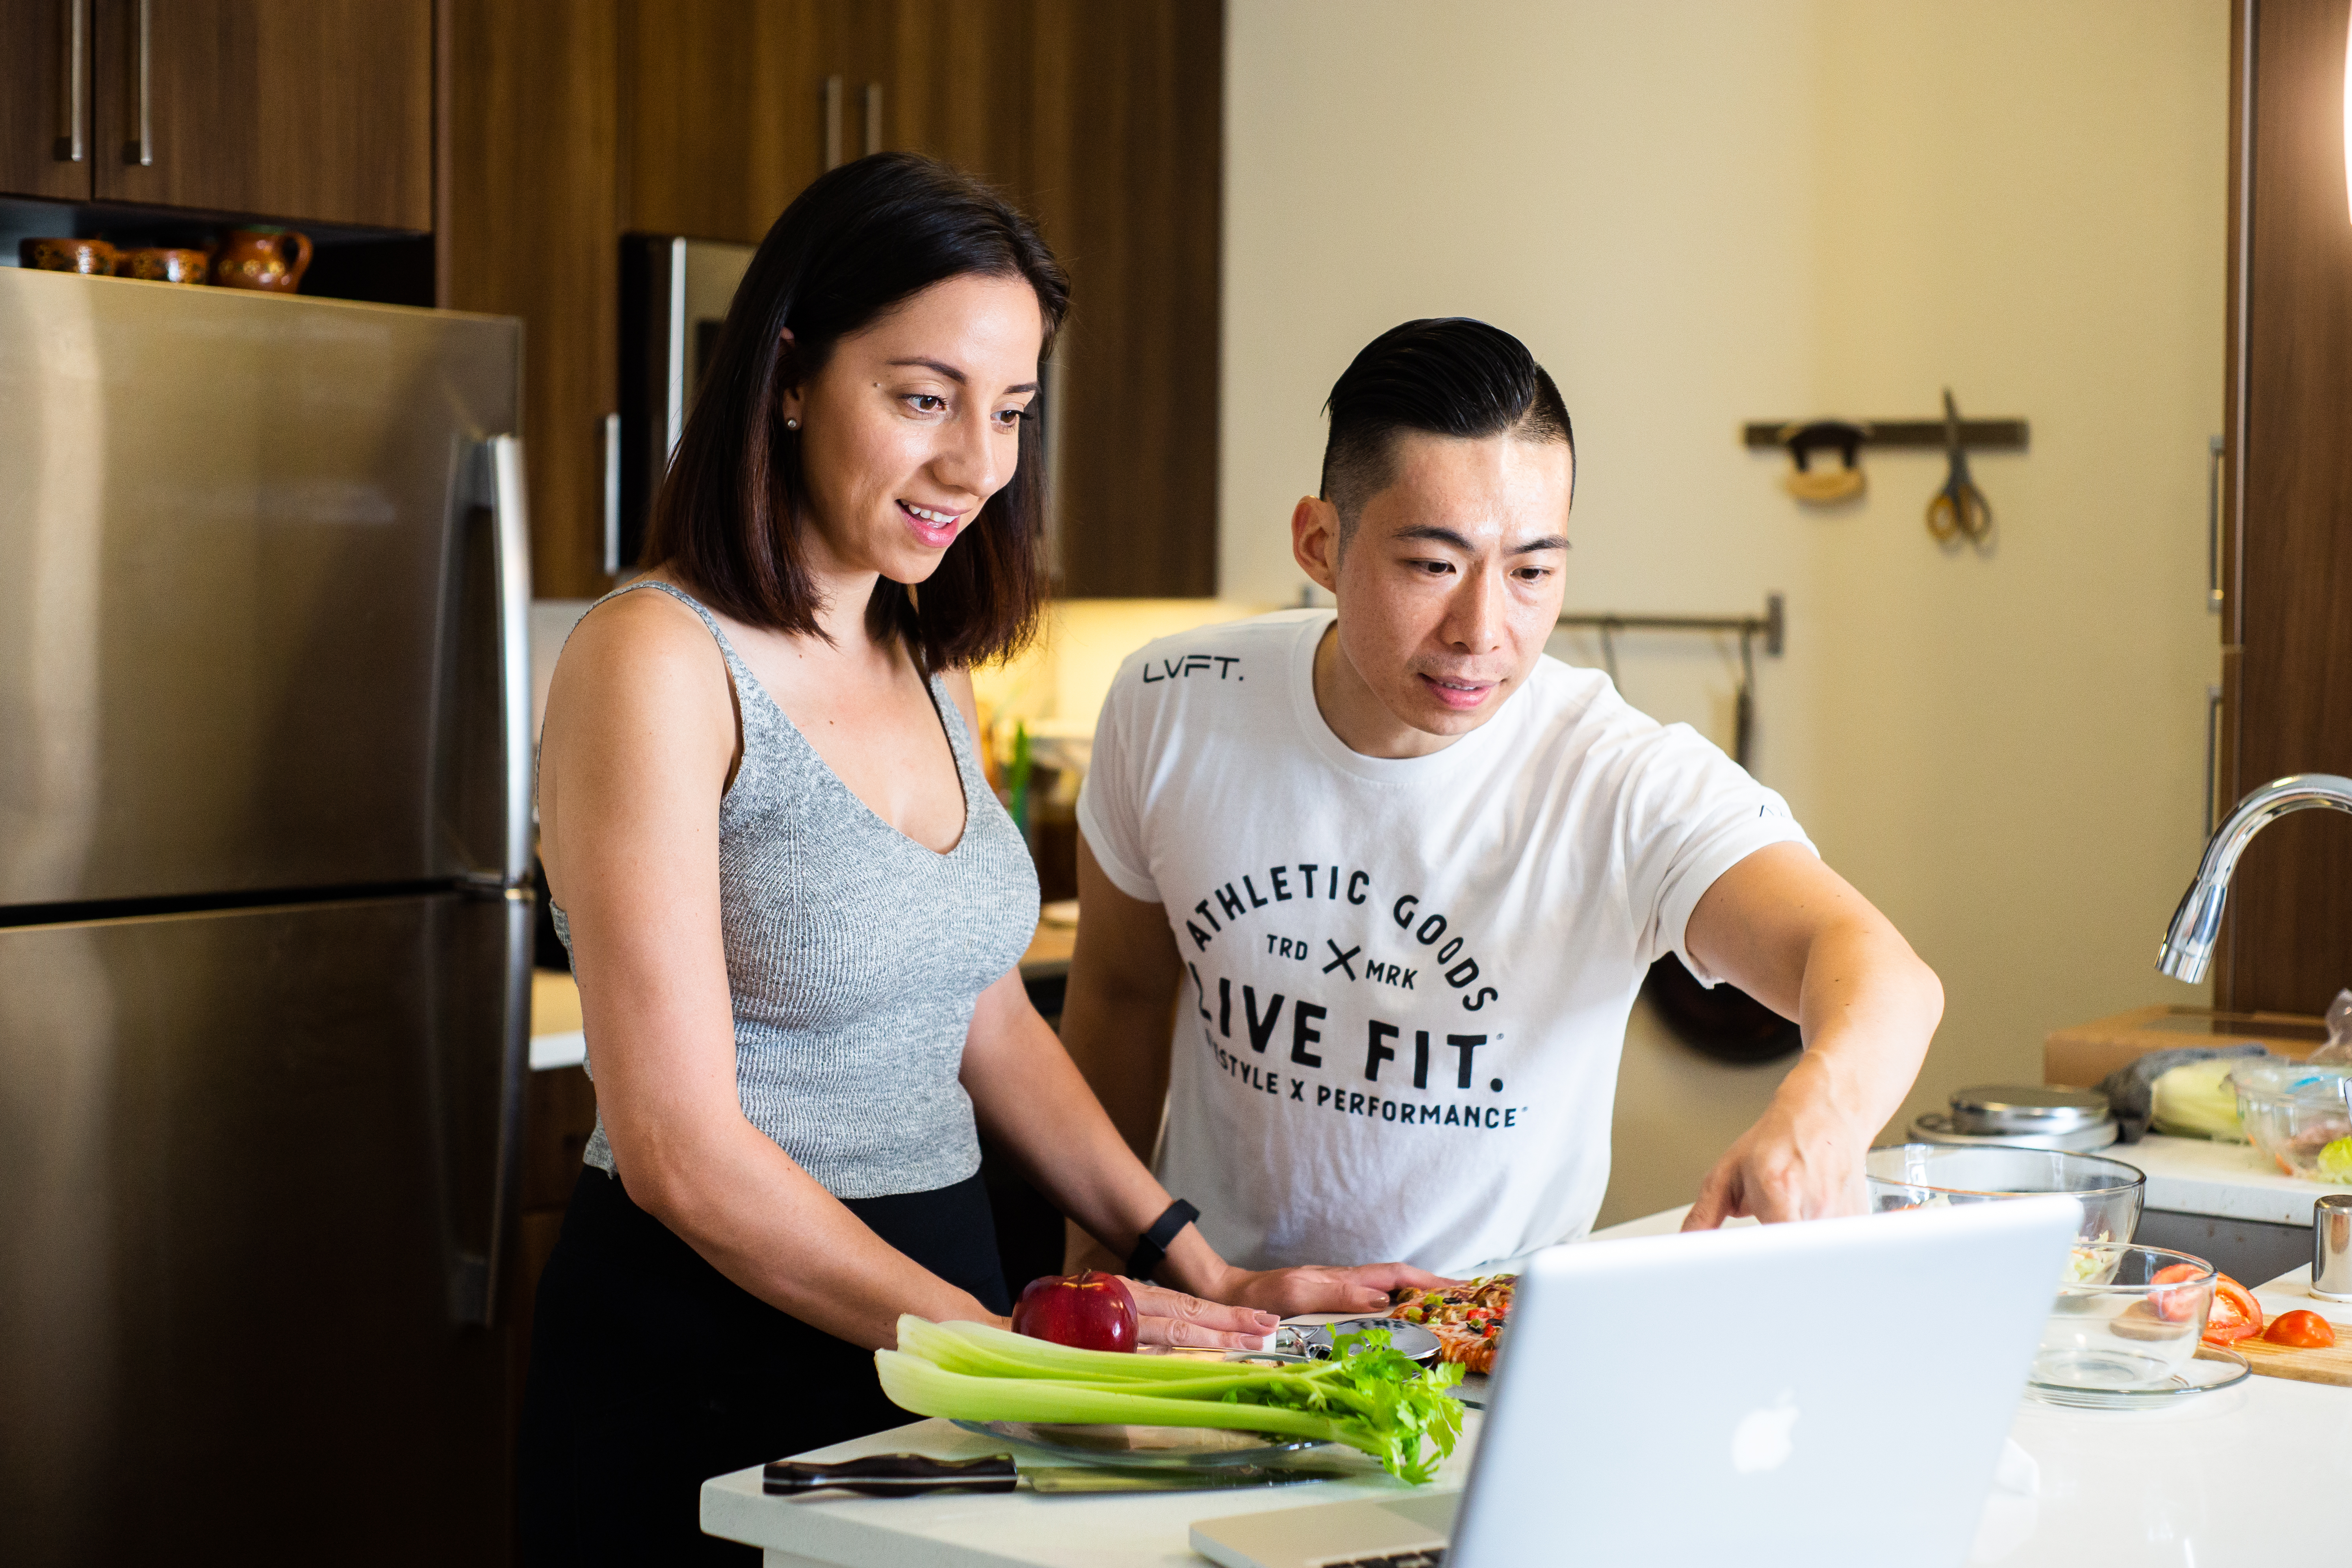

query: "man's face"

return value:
[1296, 431, 1572, 747]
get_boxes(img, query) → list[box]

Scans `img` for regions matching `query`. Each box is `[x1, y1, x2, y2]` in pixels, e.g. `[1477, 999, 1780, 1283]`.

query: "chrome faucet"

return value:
[2158, 773, 2352, 983]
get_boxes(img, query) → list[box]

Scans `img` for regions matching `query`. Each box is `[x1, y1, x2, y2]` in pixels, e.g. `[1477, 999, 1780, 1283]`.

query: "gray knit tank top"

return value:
[550, 580, 1039, 1199]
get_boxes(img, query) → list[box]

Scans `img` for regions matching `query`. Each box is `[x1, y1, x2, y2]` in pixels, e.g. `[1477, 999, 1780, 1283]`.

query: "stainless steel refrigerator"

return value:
[0, 267, 533, 1563]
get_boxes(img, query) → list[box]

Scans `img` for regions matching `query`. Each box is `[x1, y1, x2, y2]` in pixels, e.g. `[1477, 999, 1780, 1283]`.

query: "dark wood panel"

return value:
[620, 0, 835, 243]
[440, 0, 621, 600]
[522, 1062, 601, 1213]
[1034, 0, 1222, 599]
[2221, 0, 2352, 1013]
[91, 0, 433, 229]
[0, 0, 95, 200]
[874, 0, 1034, 191]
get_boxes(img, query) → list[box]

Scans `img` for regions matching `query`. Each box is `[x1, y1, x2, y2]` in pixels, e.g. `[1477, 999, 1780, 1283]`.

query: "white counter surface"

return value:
[2118, 1133, 2351, 1226]
[702, 1235, 2352, 1568]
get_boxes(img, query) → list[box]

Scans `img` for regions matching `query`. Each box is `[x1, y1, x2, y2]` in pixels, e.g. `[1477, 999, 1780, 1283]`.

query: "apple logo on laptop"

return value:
[1730, 1390, 1799, 1474]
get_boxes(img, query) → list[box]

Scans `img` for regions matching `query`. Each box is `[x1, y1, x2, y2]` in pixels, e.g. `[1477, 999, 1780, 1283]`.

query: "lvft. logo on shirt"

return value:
[1175, 859, 1525, 1134]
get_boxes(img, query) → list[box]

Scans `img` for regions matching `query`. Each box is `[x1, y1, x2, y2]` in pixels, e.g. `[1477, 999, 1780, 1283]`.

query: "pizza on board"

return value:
[1390, 1275, 1515, 1375]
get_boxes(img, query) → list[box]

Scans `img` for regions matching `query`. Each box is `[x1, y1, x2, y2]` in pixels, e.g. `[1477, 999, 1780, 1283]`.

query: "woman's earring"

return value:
[784, 417, 800, 431]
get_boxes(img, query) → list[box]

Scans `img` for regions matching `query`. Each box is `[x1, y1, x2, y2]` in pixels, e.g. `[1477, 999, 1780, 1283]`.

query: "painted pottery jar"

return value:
[212, 227, 312, 293]
[20, 238, 117, 274]
[121, 248, 211, 285]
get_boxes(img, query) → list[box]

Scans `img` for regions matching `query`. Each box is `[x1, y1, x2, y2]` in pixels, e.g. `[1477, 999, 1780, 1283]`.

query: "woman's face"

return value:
[780, 272, 1045, 586]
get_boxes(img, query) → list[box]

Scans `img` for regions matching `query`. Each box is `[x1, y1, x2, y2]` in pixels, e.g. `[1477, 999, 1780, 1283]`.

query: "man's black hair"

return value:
[1318, 317, 1575, 547]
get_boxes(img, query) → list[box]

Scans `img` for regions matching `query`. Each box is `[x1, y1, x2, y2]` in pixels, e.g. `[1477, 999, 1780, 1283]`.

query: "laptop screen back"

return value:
[1446, 1198, 2078, 1568]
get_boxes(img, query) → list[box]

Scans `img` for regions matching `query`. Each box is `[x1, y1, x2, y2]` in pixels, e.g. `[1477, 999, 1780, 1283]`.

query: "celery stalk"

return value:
[878, 1316, 1466, 1484]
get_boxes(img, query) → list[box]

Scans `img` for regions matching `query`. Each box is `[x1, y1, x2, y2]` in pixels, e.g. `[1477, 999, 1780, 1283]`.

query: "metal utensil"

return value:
[1279, 1317, 1442, 1365]
[759, 1452, 1346, 1496]
[763, 1453, 1017, 1496]
[1926, 388, 1992, 543]
[1023, 1464, 1347, 1494]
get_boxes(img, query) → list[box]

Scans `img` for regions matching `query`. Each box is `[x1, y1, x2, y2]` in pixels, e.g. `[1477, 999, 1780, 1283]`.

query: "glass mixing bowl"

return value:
[1864, 1143, 2145, 1245]
[2231, 1061, 2352, 1184]
[2034, 1244, 2215, 1391]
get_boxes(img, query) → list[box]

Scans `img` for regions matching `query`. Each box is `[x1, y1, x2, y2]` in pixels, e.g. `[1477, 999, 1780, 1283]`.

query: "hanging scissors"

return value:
[1925, 388, 1991, 544]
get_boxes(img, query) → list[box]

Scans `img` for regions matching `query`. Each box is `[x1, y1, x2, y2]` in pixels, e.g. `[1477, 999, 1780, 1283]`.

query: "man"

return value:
[1062, 318, 1941, 1279]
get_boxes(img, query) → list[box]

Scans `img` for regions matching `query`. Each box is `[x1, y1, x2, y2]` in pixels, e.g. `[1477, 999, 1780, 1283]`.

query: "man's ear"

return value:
[1291, 497, 1342, 593]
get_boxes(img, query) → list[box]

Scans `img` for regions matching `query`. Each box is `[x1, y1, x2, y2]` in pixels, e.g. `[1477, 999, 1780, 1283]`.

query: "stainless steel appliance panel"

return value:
[618, 234, 754, 568]
[0, 890, 528, 1565]
[0, 269, 523, 906]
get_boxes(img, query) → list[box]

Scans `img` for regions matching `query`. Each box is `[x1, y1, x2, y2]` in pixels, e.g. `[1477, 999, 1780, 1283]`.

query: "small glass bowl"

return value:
[2231, 1062, 2352, 1184]
[2035, 1244, 2215, 1391]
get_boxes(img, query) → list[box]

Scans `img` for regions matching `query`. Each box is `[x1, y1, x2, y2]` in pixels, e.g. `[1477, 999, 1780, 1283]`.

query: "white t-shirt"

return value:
[1075, 610, 1815, 1275]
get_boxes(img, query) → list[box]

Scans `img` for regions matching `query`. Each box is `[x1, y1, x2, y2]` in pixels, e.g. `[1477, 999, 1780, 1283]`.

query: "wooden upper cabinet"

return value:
[90, 0, 433, 230]
[871, 0, 1035, 193]
[441, 0, 621, 602]
[0, 0, 97, 200]
[621, 0, 837, 243]
[1031, 0, 1222, 599]
[2216, 0, 2352, 1013]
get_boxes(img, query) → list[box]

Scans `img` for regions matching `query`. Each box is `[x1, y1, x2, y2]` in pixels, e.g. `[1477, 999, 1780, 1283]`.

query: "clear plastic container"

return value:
[2230, 1061, 2352, 1184]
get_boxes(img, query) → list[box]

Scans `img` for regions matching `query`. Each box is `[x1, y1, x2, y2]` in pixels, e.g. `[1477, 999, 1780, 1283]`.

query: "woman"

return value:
[519, 154, 1438, 1564]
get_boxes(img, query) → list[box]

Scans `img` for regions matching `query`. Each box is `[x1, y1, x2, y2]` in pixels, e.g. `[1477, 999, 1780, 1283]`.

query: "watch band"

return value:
[1125, 1199, 1200, 1281]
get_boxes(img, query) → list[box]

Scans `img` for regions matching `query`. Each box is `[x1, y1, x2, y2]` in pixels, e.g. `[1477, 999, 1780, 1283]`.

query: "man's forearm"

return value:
[1056, 978, 1177, 1164]
[1789, 919, 1942, 1139]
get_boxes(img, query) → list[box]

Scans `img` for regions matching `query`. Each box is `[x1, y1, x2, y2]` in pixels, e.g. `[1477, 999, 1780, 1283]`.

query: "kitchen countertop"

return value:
[530, 969, 587, 1072]
[2114, 1132, 2352, 1226]
[700, 1238, 2352, 1567]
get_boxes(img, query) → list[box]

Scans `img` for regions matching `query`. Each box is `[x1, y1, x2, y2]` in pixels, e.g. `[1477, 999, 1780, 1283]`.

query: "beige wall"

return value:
[1221, 0, 2228, 1219]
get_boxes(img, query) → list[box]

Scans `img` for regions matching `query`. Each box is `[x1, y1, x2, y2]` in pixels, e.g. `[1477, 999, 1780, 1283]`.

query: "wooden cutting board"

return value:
[2208, 1334, 2352, 1386]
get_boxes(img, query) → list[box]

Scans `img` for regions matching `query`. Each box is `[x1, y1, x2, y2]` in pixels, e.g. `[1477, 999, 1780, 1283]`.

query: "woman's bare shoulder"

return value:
[543, 586, 736, 765]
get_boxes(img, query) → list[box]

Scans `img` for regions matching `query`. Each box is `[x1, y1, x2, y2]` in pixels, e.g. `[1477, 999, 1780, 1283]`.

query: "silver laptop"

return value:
[1191, 1195, 2078, 1568]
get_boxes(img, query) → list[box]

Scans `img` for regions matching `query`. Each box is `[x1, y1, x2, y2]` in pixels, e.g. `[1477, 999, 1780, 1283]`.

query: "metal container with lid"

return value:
[1910, 1084, 2118, 1153]
[1949, 1085, 2114, 1137]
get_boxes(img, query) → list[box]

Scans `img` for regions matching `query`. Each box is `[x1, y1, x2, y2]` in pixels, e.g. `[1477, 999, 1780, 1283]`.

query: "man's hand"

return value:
[1205, 1262, 1456, 1318]
[1683, 1057, 1869, 1228]
[1677, 843, 1941, 1232]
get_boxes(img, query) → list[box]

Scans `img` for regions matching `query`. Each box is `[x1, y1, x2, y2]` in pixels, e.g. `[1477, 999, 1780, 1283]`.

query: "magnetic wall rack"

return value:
[1556, 593, 1784, 657]
[1741, 419, 2029, 451]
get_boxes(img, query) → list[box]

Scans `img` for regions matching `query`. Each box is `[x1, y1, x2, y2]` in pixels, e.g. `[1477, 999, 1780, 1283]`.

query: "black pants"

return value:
[517, 1165, 1010, 1566]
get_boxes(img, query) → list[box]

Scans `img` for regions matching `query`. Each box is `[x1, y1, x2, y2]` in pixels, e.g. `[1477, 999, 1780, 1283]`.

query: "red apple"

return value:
[1010, 1269, 1139, 1353]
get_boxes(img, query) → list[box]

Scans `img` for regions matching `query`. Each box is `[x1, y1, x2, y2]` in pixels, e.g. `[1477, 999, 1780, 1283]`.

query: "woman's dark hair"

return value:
[643, 152, 1069, 669]
[1319, 317, 1575, 546]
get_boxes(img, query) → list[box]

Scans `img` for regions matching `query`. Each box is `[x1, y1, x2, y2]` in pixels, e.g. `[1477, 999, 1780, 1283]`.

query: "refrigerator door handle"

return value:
[485, 434, 535, 884]
[447, 885, 533, 1327]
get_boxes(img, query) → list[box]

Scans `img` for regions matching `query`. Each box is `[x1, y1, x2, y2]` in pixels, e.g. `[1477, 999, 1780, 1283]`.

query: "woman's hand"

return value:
[1204, 1262, 1457, 1319]
[1123, 1279, 1282, 1349]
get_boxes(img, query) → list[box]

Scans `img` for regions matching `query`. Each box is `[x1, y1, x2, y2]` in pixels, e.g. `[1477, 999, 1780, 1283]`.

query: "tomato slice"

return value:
[2200, 1274, 2265, 1346]
[2149, 1262, 2207, 1323]
[2263, 1309, 2338, 1349]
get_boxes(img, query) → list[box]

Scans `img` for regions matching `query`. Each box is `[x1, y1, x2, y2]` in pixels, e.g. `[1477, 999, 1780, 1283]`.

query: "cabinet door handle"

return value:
[54, 0, 85, 162]
[2205, 683, 2224, 835]
[824, 74, 844, 169]
[2207, 434, 2224, 613]
[123, 0, 152, 167]
[863, 82, 882, 156]
[602, 412, 622, 577]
